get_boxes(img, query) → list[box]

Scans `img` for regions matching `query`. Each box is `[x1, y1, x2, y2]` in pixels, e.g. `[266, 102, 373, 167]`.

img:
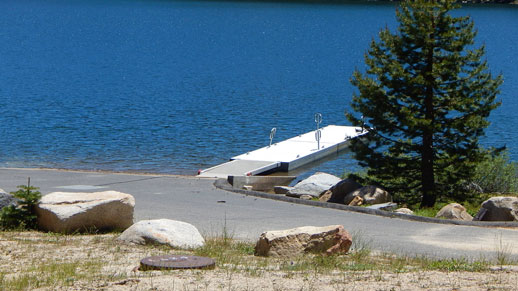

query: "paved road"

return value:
[2, 168, 518, 261]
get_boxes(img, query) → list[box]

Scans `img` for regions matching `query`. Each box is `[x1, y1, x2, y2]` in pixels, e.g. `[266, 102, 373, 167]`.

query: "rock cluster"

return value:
[32, 190, 206, 249]
[274, 172, 393, 209]
[265, 172, 518, 222]
[267, 172, 518, 222]
[425, 197, 518, 222]
[293, 173, 393, 208]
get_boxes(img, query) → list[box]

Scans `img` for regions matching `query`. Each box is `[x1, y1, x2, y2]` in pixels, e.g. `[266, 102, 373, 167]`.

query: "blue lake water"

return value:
[1, 0, 517, 176]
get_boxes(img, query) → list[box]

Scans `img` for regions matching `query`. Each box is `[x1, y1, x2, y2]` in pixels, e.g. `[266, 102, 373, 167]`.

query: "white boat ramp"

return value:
[197, 125, 366, 178]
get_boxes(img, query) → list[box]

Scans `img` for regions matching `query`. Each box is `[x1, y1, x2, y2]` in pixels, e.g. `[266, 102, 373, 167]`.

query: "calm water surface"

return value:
[1, 0, 517, 176]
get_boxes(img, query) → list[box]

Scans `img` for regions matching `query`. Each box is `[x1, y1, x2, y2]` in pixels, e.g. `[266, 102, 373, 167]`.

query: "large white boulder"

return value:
[287, 172, 341, 198]
[36, 191, 135, 233]
[435, 203, 473, 221]
[474, 197, 518, 221]
[255, 225, 352, 257]
[118, 219, 205, 249]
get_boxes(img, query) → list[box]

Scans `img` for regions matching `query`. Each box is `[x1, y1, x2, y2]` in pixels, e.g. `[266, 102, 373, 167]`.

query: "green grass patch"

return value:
[415, 257, 489, 272]
[411, 202, 448, 218]
[0, 259, 103, 291]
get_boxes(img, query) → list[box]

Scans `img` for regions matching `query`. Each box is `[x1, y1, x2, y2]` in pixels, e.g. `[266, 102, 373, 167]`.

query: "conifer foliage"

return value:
[0, 178, 41, 230]
[347, 0, 502, 207]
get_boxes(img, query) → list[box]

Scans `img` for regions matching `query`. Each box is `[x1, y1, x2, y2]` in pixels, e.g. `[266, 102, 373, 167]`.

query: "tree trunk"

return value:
[420, 24, 436, 208]
[421, 132, 436, 208]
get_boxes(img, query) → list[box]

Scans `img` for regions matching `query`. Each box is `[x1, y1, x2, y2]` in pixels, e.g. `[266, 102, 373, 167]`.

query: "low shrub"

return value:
[0, 178, 41, 230]
[472, 149, 518, 194]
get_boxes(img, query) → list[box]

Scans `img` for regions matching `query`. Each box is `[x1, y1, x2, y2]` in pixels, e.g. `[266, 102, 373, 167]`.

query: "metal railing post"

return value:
[269, 127, 276, 147]
[314, 113, 322, 149]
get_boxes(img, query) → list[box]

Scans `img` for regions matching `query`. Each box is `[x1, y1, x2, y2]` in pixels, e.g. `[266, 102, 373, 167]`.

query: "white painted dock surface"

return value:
[198, 125, 365, 178]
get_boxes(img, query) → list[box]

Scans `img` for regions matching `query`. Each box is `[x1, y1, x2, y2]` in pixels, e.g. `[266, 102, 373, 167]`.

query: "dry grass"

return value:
[1, 230, 518, 290]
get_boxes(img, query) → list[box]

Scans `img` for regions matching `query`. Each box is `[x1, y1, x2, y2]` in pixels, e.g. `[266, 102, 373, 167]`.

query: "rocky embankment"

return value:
[229, 172, 518, 223]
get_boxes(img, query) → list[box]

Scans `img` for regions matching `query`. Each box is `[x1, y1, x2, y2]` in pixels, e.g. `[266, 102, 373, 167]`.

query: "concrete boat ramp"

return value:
[198, 125, 366, 178]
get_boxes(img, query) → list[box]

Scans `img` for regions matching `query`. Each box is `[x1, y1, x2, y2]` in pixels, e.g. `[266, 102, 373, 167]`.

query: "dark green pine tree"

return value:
[347, 0, 502, 208]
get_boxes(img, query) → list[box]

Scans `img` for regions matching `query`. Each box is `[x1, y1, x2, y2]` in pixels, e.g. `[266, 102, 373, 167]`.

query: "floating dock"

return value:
[197, 125, 366, 178]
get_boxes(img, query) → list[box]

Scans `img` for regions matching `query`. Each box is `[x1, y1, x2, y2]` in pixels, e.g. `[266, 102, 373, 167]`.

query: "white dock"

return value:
[197, 125, 366, 178]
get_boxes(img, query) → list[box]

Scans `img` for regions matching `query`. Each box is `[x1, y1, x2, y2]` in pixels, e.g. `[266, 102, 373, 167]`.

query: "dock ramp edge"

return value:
[197, 160, 281, 178]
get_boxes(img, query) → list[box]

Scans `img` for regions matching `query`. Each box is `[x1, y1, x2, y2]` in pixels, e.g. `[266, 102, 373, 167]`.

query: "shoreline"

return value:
[0, 166, 200, 179]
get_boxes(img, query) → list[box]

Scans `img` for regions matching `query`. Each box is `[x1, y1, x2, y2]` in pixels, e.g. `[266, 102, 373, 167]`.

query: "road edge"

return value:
[214, 179, 518, 228]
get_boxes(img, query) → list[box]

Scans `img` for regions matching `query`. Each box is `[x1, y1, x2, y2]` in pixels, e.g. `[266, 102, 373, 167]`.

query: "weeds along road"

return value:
[2, 168, 518, 261]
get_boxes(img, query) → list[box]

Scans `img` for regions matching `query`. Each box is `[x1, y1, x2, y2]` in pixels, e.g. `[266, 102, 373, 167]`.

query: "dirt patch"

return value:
[1, 231, 517, 290]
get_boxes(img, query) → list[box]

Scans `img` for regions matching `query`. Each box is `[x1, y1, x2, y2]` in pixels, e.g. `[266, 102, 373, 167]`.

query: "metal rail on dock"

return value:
[197, 125, 366, 178]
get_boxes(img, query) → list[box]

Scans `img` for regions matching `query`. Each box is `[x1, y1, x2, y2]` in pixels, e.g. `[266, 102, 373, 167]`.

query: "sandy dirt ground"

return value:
[1, 231, 518, 291]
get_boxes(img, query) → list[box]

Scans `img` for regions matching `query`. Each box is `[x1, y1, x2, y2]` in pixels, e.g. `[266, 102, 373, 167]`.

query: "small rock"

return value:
[489, 265, 518, 272]
[474, 197, 518, 221]
[348, 196, 363, 206]
[242, 185, 253, 191]
[286, 172, 341, 198]
[435, 203, 473, 221]
[394, 208, 414, 215]
[366, 202, 397, 211]
[344, 185, 391, 205]
[274, 186, 293, 195]
[319, 190, 332, 202]
[255, 225, 352, 257]
[299, 195, 313, 200]
[118, 219, 205, 249]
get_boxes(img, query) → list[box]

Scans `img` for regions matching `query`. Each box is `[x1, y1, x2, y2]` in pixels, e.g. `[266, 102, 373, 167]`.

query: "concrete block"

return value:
[228, 175, 296, 192]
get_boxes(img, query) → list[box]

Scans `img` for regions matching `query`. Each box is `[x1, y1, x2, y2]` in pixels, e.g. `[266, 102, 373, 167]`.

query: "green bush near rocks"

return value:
[344, 149, 518, 216]
[473, 150, 518, 194]
[0, 179, 41, 230]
